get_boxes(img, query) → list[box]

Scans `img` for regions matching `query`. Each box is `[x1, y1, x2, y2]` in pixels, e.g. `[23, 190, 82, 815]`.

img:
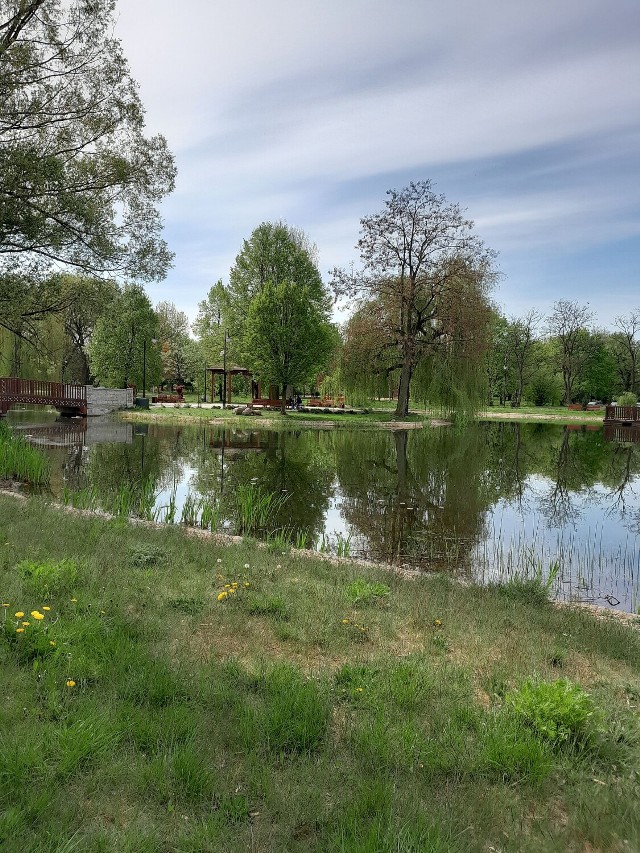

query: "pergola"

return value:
[206, 366, 252, 406]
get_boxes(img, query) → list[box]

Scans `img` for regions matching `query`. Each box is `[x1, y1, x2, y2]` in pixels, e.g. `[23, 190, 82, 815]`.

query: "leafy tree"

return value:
[547, 301, 593, 404]
[244, 279, 334, 413]
[156, 300, 191, 388]
[192, 280, 227, 369]
[0, 0, 176, 327]
[332, 181, 496, 416]
[609, 311, 640, 395]
[507, 310, 542, 407]
[88, 283, 160, 389]
[226, 223, 329, 365]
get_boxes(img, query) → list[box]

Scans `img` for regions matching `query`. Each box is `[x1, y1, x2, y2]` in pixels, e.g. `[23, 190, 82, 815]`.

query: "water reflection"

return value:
[7, 411, 640, 612]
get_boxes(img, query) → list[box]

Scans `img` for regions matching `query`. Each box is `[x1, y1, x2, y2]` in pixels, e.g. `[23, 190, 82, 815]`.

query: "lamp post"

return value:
[142, 337, 158, 399]
[222, 331, 230, 409]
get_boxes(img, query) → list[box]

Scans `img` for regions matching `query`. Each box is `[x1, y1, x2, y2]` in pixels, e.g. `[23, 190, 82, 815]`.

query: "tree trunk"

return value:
[280, 384, 287, 415]
[395, 359, 413, 417]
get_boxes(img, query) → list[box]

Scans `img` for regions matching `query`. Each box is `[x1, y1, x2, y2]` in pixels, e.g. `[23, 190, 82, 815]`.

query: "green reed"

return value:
[0, 422, 50, 486]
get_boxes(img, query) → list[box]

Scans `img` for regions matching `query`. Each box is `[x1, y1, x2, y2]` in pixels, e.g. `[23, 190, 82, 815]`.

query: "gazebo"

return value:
[206, 366, 252, 406]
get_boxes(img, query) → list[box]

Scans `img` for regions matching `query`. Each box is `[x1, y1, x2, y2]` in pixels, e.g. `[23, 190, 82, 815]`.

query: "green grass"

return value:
[0, 421, 50, 485]
[0, 494, 639, 851]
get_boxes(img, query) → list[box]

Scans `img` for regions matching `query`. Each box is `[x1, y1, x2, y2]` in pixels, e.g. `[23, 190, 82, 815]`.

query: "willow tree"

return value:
[333, 181, 496, 416]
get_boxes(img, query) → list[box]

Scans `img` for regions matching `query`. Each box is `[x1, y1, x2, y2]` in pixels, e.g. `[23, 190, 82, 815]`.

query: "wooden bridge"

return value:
[0, 378, 87, 418]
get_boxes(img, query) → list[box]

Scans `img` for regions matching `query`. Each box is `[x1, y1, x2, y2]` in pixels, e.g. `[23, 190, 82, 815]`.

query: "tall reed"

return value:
[0, 421, 50, 486]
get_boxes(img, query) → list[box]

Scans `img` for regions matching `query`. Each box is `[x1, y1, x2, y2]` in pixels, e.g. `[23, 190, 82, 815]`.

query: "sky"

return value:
[113, 0, 640, 330]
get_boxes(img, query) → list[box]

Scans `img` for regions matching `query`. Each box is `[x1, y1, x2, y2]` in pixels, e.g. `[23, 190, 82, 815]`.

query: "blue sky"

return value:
[114, 0, 639, 329]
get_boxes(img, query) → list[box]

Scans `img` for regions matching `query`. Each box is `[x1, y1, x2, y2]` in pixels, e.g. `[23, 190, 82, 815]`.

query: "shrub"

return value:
[505, 678, 599, 748]
[617, 391, 638, 407]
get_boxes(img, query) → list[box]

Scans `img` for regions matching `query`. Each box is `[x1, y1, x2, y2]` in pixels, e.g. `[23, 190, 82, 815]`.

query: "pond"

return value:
[6, 411, 640, 613]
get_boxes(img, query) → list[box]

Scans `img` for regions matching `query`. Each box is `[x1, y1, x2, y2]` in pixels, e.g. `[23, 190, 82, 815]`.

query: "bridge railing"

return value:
[0, 378, 87, 406]
[605, 405, 640, 422]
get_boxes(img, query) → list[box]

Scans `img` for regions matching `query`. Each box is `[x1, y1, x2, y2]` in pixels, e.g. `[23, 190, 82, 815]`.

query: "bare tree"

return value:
[332, 181, 496, 417]
[547, 301, 593, 405]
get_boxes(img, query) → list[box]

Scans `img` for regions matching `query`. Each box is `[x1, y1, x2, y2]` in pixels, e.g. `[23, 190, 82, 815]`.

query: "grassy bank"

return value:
[1, 495, 639, 851]
[121, 403, 605, 429]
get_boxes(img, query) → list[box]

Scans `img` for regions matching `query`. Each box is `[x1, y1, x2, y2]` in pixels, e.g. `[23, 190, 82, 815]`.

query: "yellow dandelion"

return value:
[49, 640, 56, 646]
[31, 611, 45, 620]
[356, 687, 364, 692]
[22, 621, 30, 627]
[244, 582, 250, 588]
[228, 587, 236, 595]
[342, 619, 350, 624]
[434, 619, 442, 627]
[15, 611, 24, 618]
[66, 680, 76, 688]
[42, 606, 51, 611]
[15, 627, 24, 634]
[231, 582, 239, 587]
[2, 603, 9, 608]
[217, 591, 228, 601]
[70, 598, 77, 603]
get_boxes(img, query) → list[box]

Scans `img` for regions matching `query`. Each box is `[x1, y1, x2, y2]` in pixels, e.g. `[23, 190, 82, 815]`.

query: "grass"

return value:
[0, 494, 639, 851]
[0, 421, 50, 486]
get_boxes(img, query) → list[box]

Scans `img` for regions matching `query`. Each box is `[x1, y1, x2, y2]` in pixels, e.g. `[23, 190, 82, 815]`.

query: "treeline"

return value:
[486, 301, 640, 407]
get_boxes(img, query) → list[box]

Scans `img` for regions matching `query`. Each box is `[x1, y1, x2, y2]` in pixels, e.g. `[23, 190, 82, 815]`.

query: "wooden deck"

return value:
[0, 378, 87, 417]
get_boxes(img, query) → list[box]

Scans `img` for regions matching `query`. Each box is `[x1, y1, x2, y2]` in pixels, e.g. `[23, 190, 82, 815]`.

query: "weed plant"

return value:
[0, 494, 639, 851]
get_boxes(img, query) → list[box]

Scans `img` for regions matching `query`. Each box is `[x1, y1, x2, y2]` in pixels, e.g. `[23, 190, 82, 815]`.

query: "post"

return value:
[142, 338, 147, 399]
[222, 333, 227, 409]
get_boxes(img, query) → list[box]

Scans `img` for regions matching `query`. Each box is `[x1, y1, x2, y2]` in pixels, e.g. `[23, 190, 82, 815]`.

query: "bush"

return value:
[617, 391, 638, 407]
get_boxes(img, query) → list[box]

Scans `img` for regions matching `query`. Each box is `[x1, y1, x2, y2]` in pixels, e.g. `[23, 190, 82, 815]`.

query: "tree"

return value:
[507, 310, 542, 407]
[609, 311, 640, 395]
[156, 300, 191, 388]
[547, 301, 593, 404]
[192, 279, 227, 369]
[88, 283, 160, 389]
[244, 279, 334, 414]
[226, 222, 329, 364]
[332, 181, 496, 417]
[0, 0, 176, 292]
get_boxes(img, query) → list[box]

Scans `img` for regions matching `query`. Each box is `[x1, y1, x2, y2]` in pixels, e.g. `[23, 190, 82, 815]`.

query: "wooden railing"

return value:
[0, 378, 87, 416]
[604, 405, 640, 423]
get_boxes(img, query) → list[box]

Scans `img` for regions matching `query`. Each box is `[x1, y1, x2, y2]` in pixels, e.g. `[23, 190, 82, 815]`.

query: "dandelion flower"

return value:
[15, 611, 24, 618]
[66, 680, 76, 688]
[2, 603, 9, 608]
[434, 619, 442, 627]
[70, 598, 77, 603]
[244, 563, 250, 569]
[231, 582, 238, 587]
[244, 582, 250, 588]
[31, 611, 44, 620]
[217, 591, 228, 601]
[42, 606, 51, 612]
[228, 588, 236, 595]
[49, 641, 56, 647]
[15, 627, 24, 634]
[22, 621, 30, 627]
[356, 687, 364, 692]
[342, 619, 350, 624]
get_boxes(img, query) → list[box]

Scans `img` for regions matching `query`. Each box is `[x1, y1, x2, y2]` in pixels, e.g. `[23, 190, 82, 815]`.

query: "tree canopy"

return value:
[0, 0, 175, 297]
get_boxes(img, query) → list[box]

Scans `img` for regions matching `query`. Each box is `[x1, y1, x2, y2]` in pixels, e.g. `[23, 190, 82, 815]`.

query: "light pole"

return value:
[502, 360, 507, 407]
[142, 337, 158, 399]
[222, 331, 230, 408]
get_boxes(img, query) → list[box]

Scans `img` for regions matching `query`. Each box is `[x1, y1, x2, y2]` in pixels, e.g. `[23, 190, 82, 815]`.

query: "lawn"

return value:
[0, 494, 638, 851]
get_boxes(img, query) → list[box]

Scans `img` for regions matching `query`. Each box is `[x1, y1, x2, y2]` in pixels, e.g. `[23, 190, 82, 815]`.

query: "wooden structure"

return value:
[604, 422, 640, 443]
[604, 405, 640, 425]
[206, 366, 252, 406]
[0, 378, 87, 418]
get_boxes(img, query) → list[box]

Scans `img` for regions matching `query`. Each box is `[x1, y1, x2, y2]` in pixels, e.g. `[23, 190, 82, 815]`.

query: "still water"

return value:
[7, 412, 640, 612]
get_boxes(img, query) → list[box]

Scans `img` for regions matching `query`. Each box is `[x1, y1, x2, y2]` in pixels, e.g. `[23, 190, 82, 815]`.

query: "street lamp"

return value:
[222, 331, 230, 408]
[142, 337, 158, 399]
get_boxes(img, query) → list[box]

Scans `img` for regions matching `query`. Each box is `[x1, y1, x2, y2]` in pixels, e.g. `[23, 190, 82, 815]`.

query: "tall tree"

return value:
[58, 274, 119, 383]
[244, 279, 334, 414]
[88, 283, 160, 389]
[226, 222, 329, 364]
[609, 311, 640, 395]
[156, 300, 191, 388]
[507, 310, 542, 407]
[547, 300, 593, 405]
[0, 0, 176, 309]
[332, 181, 496, 417]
